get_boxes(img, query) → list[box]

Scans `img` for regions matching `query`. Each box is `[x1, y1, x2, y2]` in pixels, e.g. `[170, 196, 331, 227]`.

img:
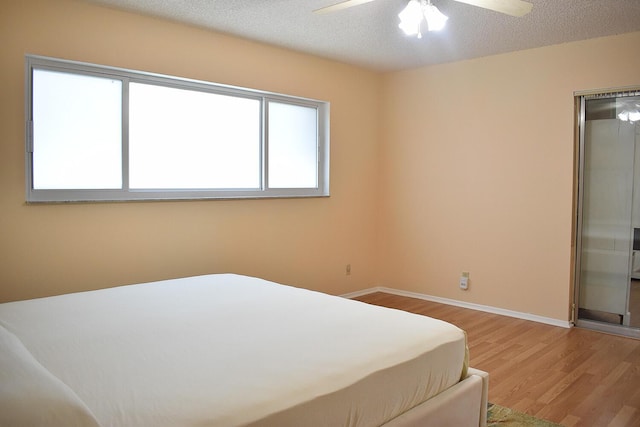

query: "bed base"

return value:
[383, 368, 488, 427]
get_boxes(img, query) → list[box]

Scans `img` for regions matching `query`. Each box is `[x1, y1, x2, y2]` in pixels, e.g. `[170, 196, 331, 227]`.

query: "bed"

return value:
[0, 273, 488, 427]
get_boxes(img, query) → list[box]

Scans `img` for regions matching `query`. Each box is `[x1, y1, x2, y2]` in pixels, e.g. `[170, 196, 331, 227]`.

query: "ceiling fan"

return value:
[314, 0, 533, 17]
[315, 0, 532, 38]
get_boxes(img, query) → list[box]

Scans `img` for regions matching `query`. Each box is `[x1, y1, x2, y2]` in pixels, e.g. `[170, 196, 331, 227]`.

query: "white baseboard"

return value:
[340, 288, 382, 299]
[342, 286, 572, 329]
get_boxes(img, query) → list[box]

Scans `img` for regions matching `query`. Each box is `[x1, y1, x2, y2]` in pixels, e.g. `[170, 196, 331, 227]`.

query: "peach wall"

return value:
[379, 31, 640, 321]
[2, 0, 639, 323]
[0, 0, 382, 301]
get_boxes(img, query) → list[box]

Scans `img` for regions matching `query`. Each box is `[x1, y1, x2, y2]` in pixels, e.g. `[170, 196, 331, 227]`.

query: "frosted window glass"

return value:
[32, 70, 122, 189]
[268, 102, 318, 188]
[26, 55, 328, 202]
[129, 83, 261, 189]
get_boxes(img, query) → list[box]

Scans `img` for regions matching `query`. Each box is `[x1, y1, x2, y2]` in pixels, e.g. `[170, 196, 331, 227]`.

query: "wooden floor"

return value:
[353, 292, 640, 427]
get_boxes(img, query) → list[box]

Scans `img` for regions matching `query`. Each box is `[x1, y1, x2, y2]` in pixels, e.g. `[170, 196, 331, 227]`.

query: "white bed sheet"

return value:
[0, 274, 468, 427]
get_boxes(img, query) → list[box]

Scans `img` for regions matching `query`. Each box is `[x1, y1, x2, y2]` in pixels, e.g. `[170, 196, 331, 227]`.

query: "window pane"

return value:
[129, 83, 261, 189]
[32, 69, 122, 189]
[27, 56, 329, 202]
[268, 102, 318, 188]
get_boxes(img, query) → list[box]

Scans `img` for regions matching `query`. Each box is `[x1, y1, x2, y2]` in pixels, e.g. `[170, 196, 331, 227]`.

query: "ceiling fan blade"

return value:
[314, 0, 377, 15]
[453, 0, 533, 17]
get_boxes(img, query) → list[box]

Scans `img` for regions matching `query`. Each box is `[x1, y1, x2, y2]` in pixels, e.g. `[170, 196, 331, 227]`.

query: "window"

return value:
[25, 55, 329, 202]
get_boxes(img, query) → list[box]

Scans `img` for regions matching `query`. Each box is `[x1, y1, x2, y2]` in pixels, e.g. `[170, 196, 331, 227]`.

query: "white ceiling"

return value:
[86, 0, 640, 72]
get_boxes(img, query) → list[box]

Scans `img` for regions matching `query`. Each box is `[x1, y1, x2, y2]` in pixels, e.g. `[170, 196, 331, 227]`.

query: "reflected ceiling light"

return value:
[398, 0, 448, 39]
[618, 102, 640, 123]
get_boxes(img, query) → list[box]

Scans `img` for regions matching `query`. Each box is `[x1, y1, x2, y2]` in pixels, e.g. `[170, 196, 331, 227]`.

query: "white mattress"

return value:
[0, 274, 468, 427]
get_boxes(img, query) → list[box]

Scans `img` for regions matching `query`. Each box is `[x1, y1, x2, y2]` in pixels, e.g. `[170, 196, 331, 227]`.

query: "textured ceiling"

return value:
[86, 0, 640, 71]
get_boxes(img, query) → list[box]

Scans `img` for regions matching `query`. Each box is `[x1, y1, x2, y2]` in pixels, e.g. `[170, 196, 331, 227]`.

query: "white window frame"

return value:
[25, 55, 329, 202]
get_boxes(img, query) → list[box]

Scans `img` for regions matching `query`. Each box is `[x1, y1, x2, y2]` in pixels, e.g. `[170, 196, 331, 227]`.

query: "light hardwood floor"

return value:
[352, 292, 640, 427]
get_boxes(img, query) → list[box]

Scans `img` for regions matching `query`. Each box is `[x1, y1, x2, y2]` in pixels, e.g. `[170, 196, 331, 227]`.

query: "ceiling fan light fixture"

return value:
[398, 0, 423, 37]
[398, 0, 448, 38]
[424, 3, 448, 31]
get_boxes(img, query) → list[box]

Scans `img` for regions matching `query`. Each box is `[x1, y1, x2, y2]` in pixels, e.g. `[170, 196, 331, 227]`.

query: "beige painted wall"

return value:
[2, 0, 639, 323]
[378, 31, 640, 321]
[0, 0, 382, 301]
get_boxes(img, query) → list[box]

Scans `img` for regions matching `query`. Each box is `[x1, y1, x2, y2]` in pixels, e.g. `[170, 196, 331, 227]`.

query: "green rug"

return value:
[487, 403, 563, 426]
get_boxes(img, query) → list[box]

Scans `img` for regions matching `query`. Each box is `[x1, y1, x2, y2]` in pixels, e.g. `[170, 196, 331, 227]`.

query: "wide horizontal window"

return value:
[25, 55, 329, 202]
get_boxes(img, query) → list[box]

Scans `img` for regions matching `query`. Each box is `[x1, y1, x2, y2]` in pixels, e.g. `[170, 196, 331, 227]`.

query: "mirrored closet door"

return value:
[575, 90, 640, 337]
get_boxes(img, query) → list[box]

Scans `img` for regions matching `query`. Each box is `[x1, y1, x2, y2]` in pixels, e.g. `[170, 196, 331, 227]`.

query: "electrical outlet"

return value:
[459, 271, 469, 290]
